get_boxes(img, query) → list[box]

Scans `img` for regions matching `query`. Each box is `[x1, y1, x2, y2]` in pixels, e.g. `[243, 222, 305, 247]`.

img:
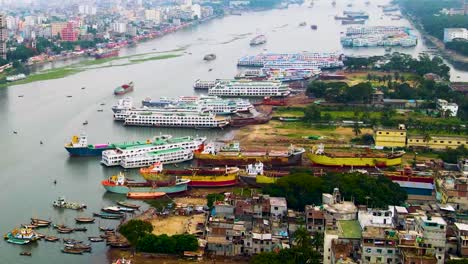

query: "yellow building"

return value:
[407, 135, 467, 150]
[374, 125, 407, 148]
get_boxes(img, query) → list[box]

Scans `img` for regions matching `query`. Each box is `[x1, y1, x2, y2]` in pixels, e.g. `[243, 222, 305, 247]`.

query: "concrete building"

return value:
[324, 220, 362, 264]
[323, 188, 358, 225]
[443, 28, 468, 43]
[415, 215, 447, 264]
[0, 14, 7, 59]
[61, 22, 78, 42]
[269, 197, 287, 218]
[374, 124, 407, 148]
[407, 135, 468, 150]
[51, 22, 67, 37]
[111, 22, 127, 34]
[440, 175, 468, 209]
[144, 9, 161, 23]
[454, 222, 468, 257]
[437, 99, 458, 117]
[398, 230, 438, 264]
[305, 205, 326, 233]
[358, 208, 399, 264]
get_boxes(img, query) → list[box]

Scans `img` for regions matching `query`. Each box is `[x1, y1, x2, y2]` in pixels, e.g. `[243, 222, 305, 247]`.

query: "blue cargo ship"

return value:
[64, 134, 150, 157]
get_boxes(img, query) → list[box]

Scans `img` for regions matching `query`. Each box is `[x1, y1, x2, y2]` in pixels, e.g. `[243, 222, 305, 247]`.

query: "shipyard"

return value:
[0, 0, 467, 263]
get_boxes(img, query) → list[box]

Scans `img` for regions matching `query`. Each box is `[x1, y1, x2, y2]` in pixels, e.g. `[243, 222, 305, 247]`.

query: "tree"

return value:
[311, 232, 324, 251]
[352, 119, 362, 136]
[119, 219, 154, 245]
[303, 104, 321, 123]
[394, 72, 400, 81]
[293, 227, 311, 249]
[207, 193, 224, 208]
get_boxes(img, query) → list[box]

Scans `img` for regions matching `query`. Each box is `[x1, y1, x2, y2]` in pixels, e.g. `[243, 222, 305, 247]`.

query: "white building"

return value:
[144, 9, 161, 23]
[111, 22, 127, 34]
[78, 5, 97, 15]
[443, 28, 468, 43]
[415, 215, 447, 264]
[269, 197, 287, 217]
[437, 98, 458, 117]
[191, 4, 201, 19]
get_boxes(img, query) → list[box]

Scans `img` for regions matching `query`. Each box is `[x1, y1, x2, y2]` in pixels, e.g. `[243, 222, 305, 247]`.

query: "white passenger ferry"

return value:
[193, 79, 232, 90]
[208, 80, 290, 97]
[112, 97, 134, 113]
[197, 96, 253, 114]
[120, 148, 194, 168]
[101, 135, 206, 166]
[113, 105, 205, 121]
[123, 111, 230, 128]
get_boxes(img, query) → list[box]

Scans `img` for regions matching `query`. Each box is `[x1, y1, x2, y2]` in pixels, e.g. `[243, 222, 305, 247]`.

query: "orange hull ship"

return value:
[127, 192, 165, 199]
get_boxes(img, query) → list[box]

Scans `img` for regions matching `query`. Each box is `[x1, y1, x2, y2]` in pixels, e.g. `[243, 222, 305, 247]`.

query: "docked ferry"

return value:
[193, 79, 231, 90]
[113, 105, 204, 121]
[235, 69, 268, 80]
[237, 52, 344, 68]
[307, 144, 405, 167]
[208, 80, 290, 97]
[101, 135, 206, 166]
[101, 172, 190, 194]
[120, 148, 193, 168]
[123, 111, 230, 128]
[64, 134, 150, 157]
[195, 142, 305, 166]
[112, 97, 133, 113]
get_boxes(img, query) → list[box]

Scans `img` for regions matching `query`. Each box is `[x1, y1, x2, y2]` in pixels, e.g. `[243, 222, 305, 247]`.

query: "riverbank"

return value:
[401, 12, 468, 70]
[1, 51, 184, 88]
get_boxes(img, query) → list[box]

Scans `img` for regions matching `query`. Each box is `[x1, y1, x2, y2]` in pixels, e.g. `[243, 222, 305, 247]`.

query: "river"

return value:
[0, 0, 465, 263]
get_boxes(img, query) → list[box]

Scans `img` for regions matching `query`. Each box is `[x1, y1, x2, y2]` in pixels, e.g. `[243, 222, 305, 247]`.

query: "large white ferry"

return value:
[208, 80, 290, 97]
[101, 135, 206, 166]
[123, 111, 230, 128]
[120, 148, 194, 168]
[197, 96, 253, 114]
[112, 97, 134, 113]
[113, 105, 204, 121]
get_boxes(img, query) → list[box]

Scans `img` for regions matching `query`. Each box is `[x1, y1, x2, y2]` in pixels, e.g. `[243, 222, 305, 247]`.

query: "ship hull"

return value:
[65, 146, 111, 157]
[102, 181, 188, 195]
[181, 174, 238, 187]
[307, 153, 402, 167]
[194, 152, 303, 166]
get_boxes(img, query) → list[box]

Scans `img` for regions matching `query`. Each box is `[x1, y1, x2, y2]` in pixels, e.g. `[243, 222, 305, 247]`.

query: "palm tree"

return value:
[423, 133, 431, 149]
[353, 120, 362, 137]
[293, 227, 311, 249]
[311, 232, 324, 251]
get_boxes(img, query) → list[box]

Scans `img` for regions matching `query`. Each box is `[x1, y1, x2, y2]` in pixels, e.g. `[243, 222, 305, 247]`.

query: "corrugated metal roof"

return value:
[394, 181, 434, 190]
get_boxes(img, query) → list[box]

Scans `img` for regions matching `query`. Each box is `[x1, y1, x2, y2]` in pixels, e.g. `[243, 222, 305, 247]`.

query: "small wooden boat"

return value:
[127, 191, 165, 199]
[57, 227, 74, 234]
[22, 224, 38, 229]
[65, 243, 92, 252]
[63, 239, 82, 244]
[20, 252, 32, 256]
[93, 212, 123, 219]
[83, 121, 88, 125]
[88, 237, 104, 242]
[31, 218, 51, 225]
[109, 242, 131, 248]
[44, 236, 60, 242]
[62, 247, 84, 255]
[102, 206, 135, 213]
[75, 217, 95, 223]
[97, 109, 104, 112]
[116, 201, 140, 209]
[66, 95, 73, 98]
[36, 233, 46, 238]
[53, 224, 68, 229]
[30, 221, 50, 228]
[99, 226, 114, 232]
[73, 227, 87, 232]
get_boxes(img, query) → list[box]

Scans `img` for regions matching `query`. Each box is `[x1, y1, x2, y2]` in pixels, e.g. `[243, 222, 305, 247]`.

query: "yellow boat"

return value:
[181, 173, 238, 187]
[308, 144, 404, 167]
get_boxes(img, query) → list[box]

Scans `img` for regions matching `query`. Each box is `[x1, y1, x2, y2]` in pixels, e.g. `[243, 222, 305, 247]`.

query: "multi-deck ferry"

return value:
[112, 97, 133, 113]
[237, 52, 344, 69]
[120, 148, 193, 168]
[100, 135, 206, 166]
[123, 111, 230, 128]
[208, 80, 290, 97]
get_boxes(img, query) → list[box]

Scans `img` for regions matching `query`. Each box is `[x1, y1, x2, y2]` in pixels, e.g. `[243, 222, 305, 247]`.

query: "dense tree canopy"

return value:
[306, 81, 373, 104]
[119, 219, 154, 244]
[438, 145, 468, 163]
[263, 172, 407, 210]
